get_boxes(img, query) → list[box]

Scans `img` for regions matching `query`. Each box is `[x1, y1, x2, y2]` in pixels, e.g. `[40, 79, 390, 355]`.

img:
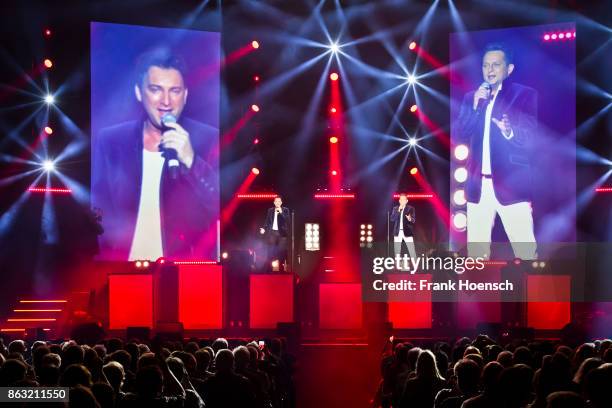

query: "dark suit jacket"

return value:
[390, 205, 415, 237]
[455, 80, 537, 205]
[92, 117, 219, 260]
[263, 207, 290, 237]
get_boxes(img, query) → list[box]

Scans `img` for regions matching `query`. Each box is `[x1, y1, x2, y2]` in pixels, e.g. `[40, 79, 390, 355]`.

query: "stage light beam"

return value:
[42, 160, 55, 173]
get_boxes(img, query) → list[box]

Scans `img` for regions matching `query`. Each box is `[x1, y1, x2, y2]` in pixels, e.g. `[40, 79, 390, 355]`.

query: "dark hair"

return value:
[135, 47, 188, 87]
[482, 43, 513, 65]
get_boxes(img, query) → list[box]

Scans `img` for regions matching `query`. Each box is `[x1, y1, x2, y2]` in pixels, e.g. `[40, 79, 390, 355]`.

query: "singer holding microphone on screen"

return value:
[455, 43, 537, 260]
[92, 47, 218, 261]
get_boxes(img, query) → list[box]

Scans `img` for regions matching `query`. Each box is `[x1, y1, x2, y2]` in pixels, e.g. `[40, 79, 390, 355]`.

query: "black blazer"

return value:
[263, 207, 290, 237]
[455, 81, 537, 205]
[390, 205, 415, 237]
[92, 117, 219, 260]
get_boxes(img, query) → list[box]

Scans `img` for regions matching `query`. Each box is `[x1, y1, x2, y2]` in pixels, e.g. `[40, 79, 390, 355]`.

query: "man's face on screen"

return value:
[135, 66, 188, 129]
[274, 198, 282, 208]
[399, 196, 408, 206]
[482, 50, 513, 88]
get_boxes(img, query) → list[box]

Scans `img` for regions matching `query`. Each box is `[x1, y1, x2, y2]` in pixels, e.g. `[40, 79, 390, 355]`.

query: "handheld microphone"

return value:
[161, 113, 179, 180]
[476, 82, 492, 112]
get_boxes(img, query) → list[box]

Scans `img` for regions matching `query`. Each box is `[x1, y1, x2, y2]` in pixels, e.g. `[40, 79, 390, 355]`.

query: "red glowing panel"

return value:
[319, 283, 362, 329]
[388, 274, 432, 328]
[179, 264, 222, 329]
[250, 274, 294, 329]
[236, 193, 279, 199]
[527, 275, 570, 329]
[314, 193, 355, 199]
[28, 187, 72, 194]
[109, 274, 153, 329]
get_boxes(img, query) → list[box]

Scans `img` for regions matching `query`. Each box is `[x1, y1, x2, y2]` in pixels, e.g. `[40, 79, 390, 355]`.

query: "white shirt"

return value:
[129, 149, 165, 261]
[481, 83, 503, 176]
[272, 209, 279, 230]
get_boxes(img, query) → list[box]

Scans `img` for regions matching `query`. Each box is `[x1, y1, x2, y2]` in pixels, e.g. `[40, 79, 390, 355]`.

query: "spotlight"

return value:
[454, 144, 469, 161]
[409, 167, 418, 175]
[329, 42, 340, 54]
[453, 189, 467, 206]
[539, 261, 546, 268]
[551, 34, 557, 40]
[44, 94, 55, 105]
[135, 261, 142, 268]
[408, 41, 417, 50]
[253, 75, 260, 82]
[44, 126, 53, 135]
[271, 260, 280, 270]
[251, 104, 260, 112]
[142, 260, 150, 268]
[42, 160, 55, 172]
[329, 136, 338, 144]
[330, 107, 337, 114]
[531, 261, 538, 268]
[408, 137, 417, 147]
[331, 170, 338, 176]
[409, 104, 418, 113]
[43, 59, 53, 68]
[573, 32, 576, 38]
[544, 34, 550, 41]
[559, 33, 565, 39]
[44, 28, 52, 37]
[222, 251, 229, 259]
[330, 72, 339, 81]
[454, 167, 468, 183]
[251, 167, 260, 175]
[251, 40, 260, 49]
[452, 212, 467, 230]
[406, 74, 416, 85]
[305, 223, 320, 251]
[253, 138, 259, 145]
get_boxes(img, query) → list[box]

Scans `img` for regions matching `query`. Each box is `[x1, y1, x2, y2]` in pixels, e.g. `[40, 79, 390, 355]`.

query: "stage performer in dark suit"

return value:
[390, 193, 417, 261]
[92, 47, 219, 261]
[455, 43, 537, 260]
[260, 196, 290, 271]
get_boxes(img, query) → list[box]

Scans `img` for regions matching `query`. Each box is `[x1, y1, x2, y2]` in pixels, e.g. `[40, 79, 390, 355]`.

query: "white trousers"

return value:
[467, 177, 537, 260]
[393, 232, 417, 260]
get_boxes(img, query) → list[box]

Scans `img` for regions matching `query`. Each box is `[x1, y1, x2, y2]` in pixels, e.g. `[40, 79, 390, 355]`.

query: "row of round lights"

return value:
[543, 31, 576, 41]
[305, 223, 320, 251]
[452, 144, 470, 230]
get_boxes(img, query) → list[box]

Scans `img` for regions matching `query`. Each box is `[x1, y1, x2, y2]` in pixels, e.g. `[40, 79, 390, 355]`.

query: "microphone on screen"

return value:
[476, 82, 492, 112]
[161, 113, 179, 180]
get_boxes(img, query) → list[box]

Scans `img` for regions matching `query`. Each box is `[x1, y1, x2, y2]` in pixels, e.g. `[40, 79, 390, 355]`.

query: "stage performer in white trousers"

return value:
[455, 43, 537, 260]
[390, 193, 417, 263]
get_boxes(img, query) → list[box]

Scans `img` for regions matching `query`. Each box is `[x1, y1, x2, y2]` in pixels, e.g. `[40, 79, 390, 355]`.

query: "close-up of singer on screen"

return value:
[92, 46, 219, 261]
[455, 43, 538, 260]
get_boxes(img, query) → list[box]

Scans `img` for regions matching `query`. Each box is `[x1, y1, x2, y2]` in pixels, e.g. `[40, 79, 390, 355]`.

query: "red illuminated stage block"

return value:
[179, 264, 223, 329]
[319, 283, 362, 329]
[388, 274, 432, 329]
[250, 274, 294, 329]
[527, 275, 571, 329]
[109, 274, 153, 329]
